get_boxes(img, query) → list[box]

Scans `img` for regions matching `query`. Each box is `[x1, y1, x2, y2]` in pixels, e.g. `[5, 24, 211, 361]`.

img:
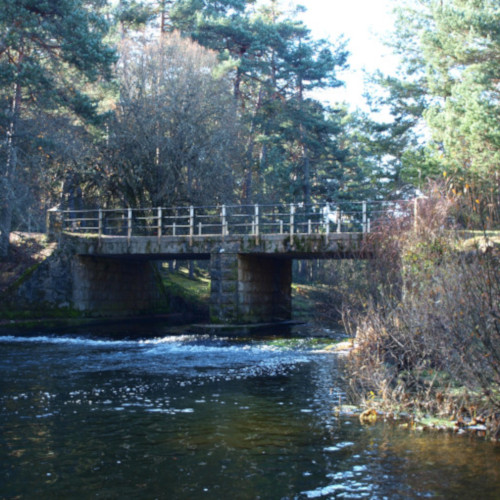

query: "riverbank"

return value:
[327, 340, 495, 441]
[0, 232, 55, 294]
[342, 195, 500, 441]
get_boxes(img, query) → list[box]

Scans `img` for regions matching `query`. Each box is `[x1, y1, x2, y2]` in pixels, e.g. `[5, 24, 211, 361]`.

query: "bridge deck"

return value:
[64, 232, 368, 259]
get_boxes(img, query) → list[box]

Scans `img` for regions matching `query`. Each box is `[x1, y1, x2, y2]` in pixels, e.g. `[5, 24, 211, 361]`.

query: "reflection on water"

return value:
[1, 324, 499, 499]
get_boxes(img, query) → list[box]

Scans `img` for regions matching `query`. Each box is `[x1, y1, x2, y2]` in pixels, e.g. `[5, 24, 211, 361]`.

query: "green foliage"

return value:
[113, 0, 157, 31]
[370, 0, 499, 223]
[0, 0, 116, 111]
[161, 264, 210, 314]
[168, 0, 353, 205]
[420, 0, 500, 177]
[0, 0, 116, 255]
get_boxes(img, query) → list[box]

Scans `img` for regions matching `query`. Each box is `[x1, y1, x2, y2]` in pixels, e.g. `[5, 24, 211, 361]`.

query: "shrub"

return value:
[345, 187, 500, 438]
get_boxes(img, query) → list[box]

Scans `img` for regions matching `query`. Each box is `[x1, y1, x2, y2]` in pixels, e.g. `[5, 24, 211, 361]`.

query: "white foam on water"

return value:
[302, 478, 374, 499]
[0, 335, 136, 348]
[139, 334, 211, 345]
[323, 441, 355, 452]
[1, 333, 320, 396]
[301, 484, 345, 498]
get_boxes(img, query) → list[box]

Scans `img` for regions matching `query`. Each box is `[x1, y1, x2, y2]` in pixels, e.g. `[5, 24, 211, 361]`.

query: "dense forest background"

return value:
[1, 0, 499, 257]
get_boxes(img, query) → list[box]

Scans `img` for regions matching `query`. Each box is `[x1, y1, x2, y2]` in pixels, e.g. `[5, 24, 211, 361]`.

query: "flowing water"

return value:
[1, 322, 499, 499]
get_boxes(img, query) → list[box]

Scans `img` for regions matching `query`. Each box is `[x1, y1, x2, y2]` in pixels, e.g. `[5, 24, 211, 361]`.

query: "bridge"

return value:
[41, 200, 415, 323]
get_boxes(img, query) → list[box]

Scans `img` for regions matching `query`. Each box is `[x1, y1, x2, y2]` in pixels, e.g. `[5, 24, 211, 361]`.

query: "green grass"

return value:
[292, 283, 333, 321]
[160, 268, 334, 323]
[161, 265, 211, 310]
[265, 337, 344, 350]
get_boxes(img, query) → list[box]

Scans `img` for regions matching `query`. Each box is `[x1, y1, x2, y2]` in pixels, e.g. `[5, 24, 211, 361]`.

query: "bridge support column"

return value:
[210, 253, 292, 324]
[72, 257, 164, 315]
[209, 252, 239, 323]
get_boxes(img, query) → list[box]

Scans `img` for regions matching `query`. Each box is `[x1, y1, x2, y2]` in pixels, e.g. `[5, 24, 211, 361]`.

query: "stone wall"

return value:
[4, 242, 168, 317]
[7, 246, 74, 312]
[209, 252, 239, 323]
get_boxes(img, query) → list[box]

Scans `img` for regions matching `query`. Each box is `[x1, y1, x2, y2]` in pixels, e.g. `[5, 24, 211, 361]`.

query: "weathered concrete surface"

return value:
[2, 245, 169, 317]
[5, 245, 74, 312]
[6, 231, 367, 322]
[68, 232, 365, 258]
[208, 253, 291, 323]
[237, 255, 292, 323]
[72, 256, 164, 314]
[65, 232, 365, 323]
[209, 252, 239, 323]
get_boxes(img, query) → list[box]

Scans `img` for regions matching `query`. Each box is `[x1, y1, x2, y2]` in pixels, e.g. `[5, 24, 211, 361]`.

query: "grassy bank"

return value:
[160, 264, 211, 316]
[162, 265, 334, 324]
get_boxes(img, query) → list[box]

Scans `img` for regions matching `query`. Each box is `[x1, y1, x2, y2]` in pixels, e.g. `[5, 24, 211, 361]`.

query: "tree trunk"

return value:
[234, 66, 242, 102]
[1, 78, 22, 258]
[243, 85, 264, 204]
[0, 199, 12, 259]
[297, 76, 311, 207]
[302, 140, 311, 207]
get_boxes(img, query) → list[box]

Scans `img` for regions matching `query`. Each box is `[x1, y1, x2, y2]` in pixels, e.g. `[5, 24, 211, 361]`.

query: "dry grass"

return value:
[344, 193, 500, 439]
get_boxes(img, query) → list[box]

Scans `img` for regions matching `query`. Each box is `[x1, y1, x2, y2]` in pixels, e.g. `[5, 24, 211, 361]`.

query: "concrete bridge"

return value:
[39, 201, 413, 323]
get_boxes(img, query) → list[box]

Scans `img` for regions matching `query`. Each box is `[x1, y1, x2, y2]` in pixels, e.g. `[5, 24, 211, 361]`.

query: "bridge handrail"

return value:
[48, 200, 418, 239]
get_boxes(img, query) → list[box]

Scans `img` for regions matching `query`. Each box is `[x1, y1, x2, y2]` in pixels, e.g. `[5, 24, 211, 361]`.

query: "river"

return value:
[1, 321, 499, 499]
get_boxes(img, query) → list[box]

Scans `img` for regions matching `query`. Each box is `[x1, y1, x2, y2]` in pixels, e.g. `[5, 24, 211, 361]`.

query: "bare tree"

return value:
[104, 32, 243, 208]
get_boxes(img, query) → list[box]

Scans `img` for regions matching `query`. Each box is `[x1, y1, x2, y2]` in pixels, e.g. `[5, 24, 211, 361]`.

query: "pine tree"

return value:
[374, 0, 499, 222]
[0, 0, 116, 256]
[167, 0, 350, 204]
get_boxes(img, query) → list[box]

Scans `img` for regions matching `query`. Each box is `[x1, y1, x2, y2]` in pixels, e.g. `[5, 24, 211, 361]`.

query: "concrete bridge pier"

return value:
[210, 252, 292, 324]
[72, 256, 164, 315]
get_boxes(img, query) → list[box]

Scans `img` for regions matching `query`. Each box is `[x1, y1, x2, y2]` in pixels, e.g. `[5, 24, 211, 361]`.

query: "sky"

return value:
[294, 0, 400, 110]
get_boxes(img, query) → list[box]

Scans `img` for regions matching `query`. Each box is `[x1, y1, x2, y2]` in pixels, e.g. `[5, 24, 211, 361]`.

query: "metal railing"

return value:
[51, 200, 417, 239]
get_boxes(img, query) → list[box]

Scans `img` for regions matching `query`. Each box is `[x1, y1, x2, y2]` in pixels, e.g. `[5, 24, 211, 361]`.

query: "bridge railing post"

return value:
[189, 206, 194, 244]
[46, 206, 63, 241]
[157, 207, 162, 238]
[127, 208, 132, 239]
[362, 201, 367, 233]
[221, 204, 227, 237]
[290, 203, 295, 244]
[98, 209, 103, 238]
[336, 207, 341, 233]
[254, 204, 259, 242]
